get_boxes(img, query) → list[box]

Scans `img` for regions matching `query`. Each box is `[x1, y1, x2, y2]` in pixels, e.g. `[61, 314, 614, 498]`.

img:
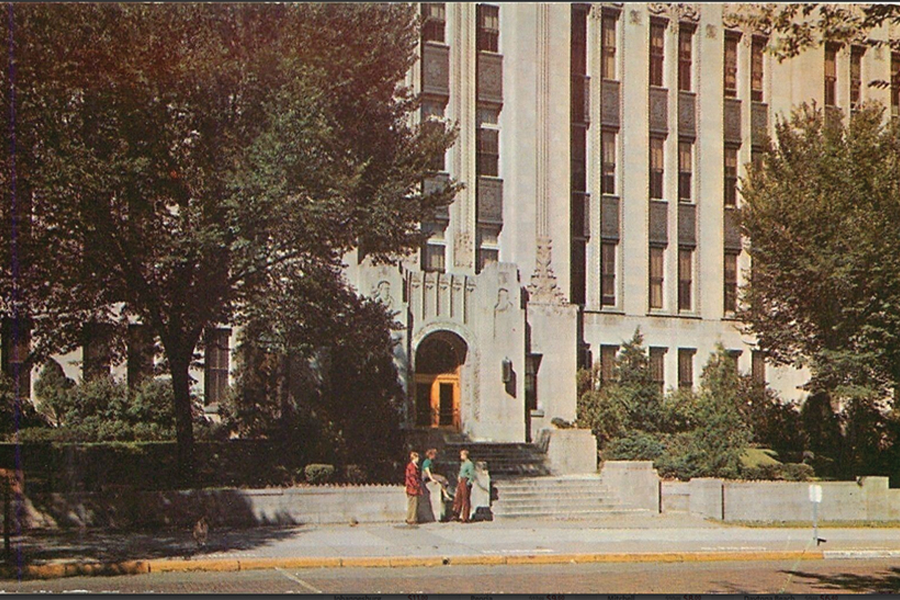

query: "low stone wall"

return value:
[600, 461, 660, 512]
[15, 466, 493, 531]
[543, 429, 599, 475]
[18, 485, 407, 530]
[662, 476, 900, 522]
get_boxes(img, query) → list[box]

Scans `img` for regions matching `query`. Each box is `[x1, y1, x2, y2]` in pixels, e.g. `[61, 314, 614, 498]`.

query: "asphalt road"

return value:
[4, 559, 900, 594]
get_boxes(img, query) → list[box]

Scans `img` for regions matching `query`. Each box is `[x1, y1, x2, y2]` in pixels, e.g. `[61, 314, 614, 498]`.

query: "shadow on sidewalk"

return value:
[5, 524, 305, 565]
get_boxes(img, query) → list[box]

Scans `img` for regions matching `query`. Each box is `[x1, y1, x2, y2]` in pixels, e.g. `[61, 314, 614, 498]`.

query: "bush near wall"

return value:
[0, 441, 402, 492]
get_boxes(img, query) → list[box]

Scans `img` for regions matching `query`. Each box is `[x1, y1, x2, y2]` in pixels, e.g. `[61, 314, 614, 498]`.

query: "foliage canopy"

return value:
[1, 3, 457, 482]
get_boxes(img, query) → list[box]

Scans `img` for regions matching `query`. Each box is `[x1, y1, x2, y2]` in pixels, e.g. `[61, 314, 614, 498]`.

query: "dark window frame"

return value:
[204, 327, 231, 406]
[678, 246, 693, 312]
[477, 4, 500, 53]
[601, 13, 617, 80]
[724, 32, 740, 98]
[678, 24, 693, 92]
[824, 42, 839, 107]
[601, 130, 616, 195]
[601, 241, 616, 307]
[724, 145, 739, 207]
[649, 245, 665, 310]
[649, 136, 665, 200]
[678, 140, 692, 202]
[422, 3, 446, 43]
[850, 45, 865, 109]
[751, 36, 766, 102]
[650, 346, 667, 395]
[724, 250, 739, 315]
[678, 348, 695, 389]
[649, 19, 666, 88]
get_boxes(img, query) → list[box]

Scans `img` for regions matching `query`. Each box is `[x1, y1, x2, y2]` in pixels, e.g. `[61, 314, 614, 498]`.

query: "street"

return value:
[4, 559, 900, 594]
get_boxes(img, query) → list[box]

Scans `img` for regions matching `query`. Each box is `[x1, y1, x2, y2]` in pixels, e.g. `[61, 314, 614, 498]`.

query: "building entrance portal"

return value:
[414, 331, 467, 429]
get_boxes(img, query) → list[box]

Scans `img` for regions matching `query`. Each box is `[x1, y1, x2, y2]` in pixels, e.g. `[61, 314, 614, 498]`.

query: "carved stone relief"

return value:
[454, 231, 474, 269]
[371, 280, 395, 309]
[527, 237, 567, 306]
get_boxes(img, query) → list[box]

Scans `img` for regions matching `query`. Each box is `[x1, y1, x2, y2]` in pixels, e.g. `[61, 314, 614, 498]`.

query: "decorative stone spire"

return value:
[527, 237, 567, 305]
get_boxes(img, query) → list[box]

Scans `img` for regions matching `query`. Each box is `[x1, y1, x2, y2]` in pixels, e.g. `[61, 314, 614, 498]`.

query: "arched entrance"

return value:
[414, 331, 467, 429]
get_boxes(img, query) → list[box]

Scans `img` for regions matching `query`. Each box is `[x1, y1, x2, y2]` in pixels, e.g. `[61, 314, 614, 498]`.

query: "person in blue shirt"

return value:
[451, 449, 475, 522]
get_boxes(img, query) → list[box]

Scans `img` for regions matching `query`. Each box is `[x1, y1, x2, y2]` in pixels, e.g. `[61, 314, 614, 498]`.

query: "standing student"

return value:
[451, 449, 475, 523]
[404, 451, 422, 525]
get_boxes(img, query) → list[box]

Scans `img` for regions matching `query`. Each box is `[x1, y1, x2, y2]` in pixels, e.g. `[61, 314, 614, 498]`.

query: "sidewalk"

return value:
[4, 512, 900, 580]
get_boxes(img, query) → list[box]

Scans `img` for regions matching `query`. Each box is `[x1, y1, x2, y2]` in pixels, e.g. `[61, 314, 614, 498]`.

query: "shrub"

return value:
[605, 430, 665, 461]
[304, 463, 335, 485]
[343, 464, 367, 484]
[34, 359, 76, 426]
[782, 462, 815, 481]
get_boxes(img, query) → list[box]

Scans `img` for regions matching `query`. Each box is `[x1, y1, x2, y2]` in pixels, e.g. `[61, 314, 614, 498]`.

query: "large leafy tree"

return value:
[739, 103, 900, 394]
[0, 4, 457, 482]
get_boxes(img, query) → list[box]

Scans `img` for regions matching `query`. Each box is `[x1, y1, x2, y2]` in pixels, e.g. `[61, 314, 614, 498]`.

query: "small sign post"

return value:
[809, 484, 823, 543]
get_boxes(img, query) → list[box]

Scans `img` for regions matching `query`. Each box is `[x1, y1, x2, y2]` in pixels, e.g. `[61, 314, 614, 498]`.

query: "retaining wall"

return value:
[662, 476, 900, 522]
[14, 466, 492, 530]
[600, 461, 660, 512]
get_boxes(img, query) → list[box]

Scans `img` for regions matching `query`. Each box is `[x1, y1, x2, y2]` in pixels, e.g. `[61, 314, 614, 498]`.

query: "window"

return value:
[678, 25, 693, 92]
[476, 128, 499, 176]
[600, 345, 619, 386]
[422, 3, 446, 43]
[724, 251, 739, 315]
[751, 37, 765, 102]
[83, 322, 113, 381]
[525, 354, 540, 412]
[850, 46, 864, 110]
[204, 327, 231, 405]
[824, 43, 838, 107]
[601, 130, 616, 195]
[601, 14, 617, 80]
[752, 350, 767, 387]
[678, 141, 692, 202]
[724, 146, 739, 207]
[601, 242, 616, 307]
[422, 243, 446, 273]
[649, 20, 666, 87]
[650, 347, 667, 395]
[127, 324, 154, 389]
[891, 51, 899, 116]
[649, 246, 664, 310]
[649, 137, 664, 199]
[571, 126, 586, 192]
[678, 348, 695, 389]
[571, 5, 587, 75]
[1, 318, 30, 401]
[724, 32, 740, 98]
[727, 350, 742, 373]
[751, 147, 764, 170]
[477, 247, 499, 272]
[477, 4, 499, 53]
[678, 247, 693, 312]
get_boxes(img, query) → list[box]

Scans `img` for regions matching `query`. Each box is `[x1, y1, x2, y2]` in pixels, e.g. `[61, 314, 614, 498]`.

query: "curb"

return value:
[0, 550, 826, 581]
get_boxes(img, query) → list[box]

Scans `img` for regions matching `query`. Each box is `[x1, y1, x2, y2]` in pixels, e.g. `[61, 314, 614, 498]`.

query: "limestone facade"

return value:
[346, 3, 899, 442]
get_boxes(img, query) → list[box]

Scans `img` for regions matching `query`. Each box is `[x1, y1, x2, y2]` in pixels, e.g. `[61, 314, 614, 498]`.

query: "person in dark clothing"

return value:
[404, 451, 422, 525]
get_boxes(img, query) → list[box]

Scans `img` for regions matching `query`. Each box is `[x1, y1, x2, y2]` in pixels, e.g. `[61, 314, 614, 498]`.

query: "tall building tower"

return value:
[343, 3, 899, 446]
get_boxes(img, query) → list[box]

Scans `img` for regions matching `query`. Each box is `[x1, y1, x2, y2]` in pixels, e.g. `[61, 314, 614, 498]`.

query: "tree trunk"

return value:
[170, 352, 195, 487]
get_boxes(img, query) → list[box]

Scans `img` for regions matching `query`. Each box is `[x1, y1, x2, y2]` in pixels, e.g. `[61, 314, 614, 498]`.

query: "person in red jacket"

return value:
[404, 451, 422, 525]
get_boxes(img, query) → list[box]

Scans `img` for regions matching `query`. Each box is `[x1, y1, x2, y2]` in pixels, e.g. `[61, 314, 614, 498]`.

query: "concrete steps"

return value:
[442, 441, 551, 478]
[492, 475, 649, 520]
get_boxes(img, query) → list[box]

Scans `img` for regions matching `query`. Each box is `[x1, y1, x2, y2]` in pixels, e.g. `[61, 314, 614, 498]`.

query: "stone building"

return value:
[3, 4, 898, 449]
[342, 2, 900, 444]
